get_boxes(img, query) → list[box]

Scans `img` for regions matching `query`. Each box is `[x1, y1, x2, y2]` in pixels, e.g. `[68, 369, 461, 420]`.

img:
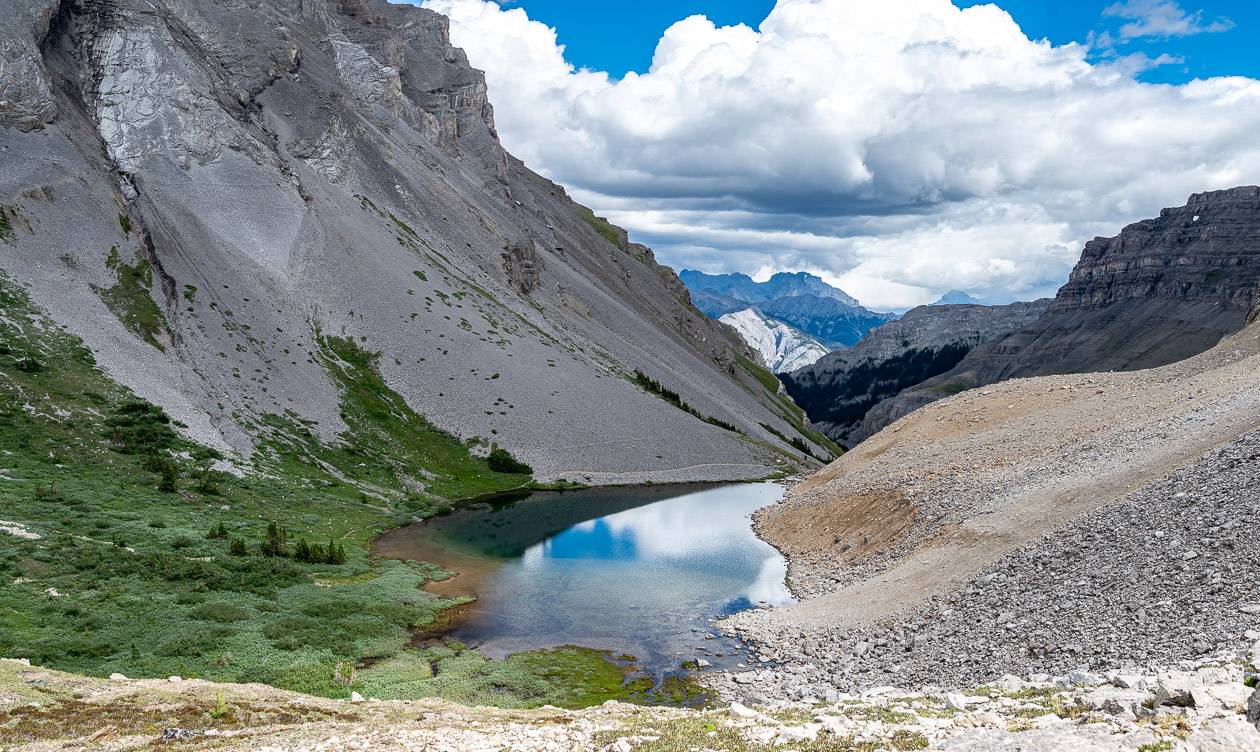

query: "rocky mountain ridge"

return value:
[0, 0, 826, 484]
[931, 290, 983, 306]
[859, 188, 1260, 440]
[781, 299, 1050, 446]
[681, 270, 896, 351]
[680, 269, 860, 307]
[756, 293, 897, 349]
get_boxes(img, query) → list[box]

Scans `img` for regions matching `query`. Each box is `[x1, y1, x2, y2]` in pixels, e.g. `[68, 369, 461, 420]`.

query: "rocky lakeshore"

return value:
[716, 428, 1260, 702]
[695, 320, 1260, 749]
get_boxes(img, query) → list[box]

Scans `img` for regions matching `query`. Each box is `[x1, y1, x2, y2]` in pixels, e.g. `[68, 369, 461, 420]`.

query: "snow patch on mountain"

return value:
[720, 309, 830, 373]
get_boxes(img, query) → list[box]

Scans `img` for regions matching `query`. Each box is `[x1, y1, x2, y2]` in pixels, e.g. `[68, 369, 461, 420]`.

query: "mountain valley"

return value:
[1, 1, 1259, 751]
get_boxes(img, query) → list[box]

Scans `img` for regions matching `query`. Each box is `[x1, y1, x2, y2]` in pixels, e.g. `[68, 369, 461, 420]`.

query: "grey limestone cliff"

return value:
[0, 0, 825, 483]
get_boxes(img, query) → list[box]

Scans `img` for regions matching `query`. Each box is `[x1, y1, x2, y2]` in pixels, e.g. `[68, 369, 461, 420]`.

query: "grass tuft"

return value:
[92, 246, 170, 351]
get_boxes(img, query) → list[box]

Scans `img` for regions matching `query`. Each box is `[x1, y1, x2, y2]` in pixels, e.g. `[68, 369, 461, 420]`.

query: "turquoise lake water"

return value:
[375, 481, 792, 673]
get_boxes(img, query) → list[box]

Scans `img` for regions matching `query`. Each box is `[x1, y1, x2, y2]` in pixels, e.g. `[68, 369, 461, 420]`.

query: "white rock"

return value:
[717, 309, 829, 373]
[1064, 669, 1104, 687]
[1196, 683, 1252, 710]
[775, 724, 821, 743]
[728, 702, 758, 718]
[945, 692, 970, 711]
[109, 672, 128, 681]
[1185, 716, 1260, 751]
[995, 674, 1025, 692]
[350, 692, 365, 702]
[1110, 674, 1148, 690]
[1154, 675, 1196, 707]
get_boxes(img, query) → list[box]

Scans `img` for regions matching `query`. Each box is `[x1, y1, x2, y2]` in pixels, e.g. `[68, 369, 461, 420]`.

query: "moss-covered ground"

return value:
[0, 272, 678, 708]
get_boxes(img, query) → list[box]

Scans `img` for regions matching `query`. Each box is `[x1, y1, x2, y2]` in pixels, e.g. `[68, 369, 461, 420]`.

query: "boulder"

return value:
[1184, 716, 1260, 752]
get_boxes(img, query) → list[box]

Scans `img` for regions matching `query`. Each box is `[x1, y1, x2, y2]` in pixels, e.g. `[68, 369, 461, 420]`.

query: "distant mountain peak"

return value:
[679, 269, 858, 307]
[932, 290, 984, 306]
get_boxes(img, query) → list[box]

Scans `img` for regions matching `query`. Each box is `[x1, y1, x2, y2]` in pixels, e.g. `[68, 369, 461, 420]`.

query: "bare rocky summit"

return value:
[681, 270, 896, 348]
[718, 308, 829, 373]
[0, 0, 824, 483]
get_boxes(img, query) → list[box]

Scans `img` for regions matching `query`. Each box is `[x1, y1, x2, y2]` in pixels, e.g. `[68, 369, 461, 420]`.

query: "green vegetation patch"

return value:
[92, 245, 170, 351]
[631, 370, 741, 434]
[734, 354, 841, 460]
[737, 353, 781, 394]
[259, 334, 532, 504]
[357, 644, 711, 709]
[486, 447, 532, 475]
[577, 206, 625, 248]
[0, 692, 356, 746]
[0, 273, 603, 709]
[590, 713, 929, 751]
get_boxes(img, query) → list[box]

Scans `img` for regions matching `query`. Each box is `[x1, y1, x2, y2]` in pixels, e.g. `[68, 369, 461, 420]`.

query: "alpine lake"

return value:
[373, 481, 792, 701]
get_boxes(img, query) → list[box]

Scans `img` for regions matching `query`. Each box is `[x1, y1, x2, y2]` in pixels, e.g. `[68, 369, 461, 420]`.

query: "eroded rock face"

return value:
[0, 0, 60, 131]
[502, 235, 541, 294]
[718, 308, 829, 373]
[0, 0, 821, 481]
[1060, 187, 1260, 316]
[782, 300, 1049, 447]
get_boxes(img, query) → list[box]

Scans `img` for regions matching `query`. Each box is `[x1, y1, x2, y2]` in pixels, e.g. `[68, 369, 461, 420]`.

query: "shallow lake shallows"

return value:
[374, 481, 792, 673]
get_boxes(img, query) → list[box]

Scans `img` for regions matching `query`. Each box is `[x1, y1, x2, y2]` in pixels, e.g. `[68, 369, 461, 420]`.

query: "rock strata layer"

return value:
[863, 188, 1260, 439]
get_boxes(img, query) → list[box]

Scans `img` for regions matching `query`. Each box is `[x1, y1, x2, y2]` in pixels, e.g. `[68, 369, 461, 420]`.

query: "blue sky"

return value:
[498, 0, 1256, 83]
[427, 1, 1260, 308]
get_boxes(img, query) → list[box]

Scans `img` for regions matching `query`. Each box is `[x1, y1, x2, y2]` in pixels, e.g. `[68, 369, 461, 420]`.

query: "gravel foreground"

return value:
[3, 654, 1259, 751]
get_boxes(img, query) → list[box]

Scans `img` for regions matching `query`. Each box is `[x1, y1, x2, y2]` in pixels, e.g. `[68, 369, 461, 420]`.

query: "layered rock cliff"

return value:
[859, 188, 1260, 441]
[781, 300, 1049, 447]
[0, 0, 825, 483]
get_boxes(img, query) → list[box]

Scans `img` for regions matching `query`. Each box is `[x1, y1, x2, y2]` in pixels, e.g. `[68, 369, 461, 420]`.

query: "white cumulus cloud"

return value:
[419, 0, 1260, 309]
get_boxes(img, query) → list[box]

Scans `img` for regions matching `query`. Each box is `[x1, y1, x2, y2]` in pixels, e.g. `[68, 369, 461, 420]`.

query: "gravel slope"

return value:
[750, 322, 1260, 622]
[720, 322, 1260, 700]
